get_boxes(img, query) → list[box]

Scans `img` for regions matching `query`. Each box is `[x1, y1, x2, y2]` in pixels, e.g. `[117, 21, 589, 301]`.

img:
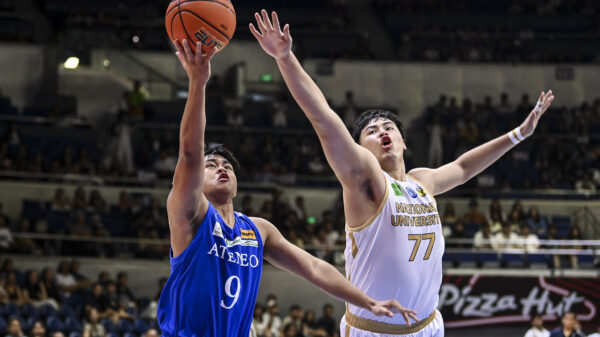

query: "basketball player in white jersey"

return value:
[251, 10, 555, 336]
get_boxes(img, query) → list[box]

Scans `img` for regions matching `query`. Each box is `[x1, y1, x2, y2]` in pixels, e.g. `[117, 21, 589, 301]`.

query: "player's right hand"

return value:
[250, 10, 292, 60]
[173, 39, 216, 85]
[370, 299, 419, 326]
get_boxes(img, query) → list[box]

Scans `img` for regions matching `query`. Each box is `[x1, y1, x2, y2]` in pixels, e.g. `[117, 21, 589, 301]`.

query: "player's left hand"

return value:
[520, 90, 554, 138]
[370, 300, 419, 325]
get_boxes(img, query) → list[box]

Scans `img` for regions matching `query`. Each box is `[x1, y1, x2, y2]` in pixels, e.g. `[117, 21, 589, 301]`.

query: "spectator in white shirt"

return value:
[588, 326, 600, 337]
[263, 299, 282, 337]
[492, 223, 520, 250]
[0, 217, 13, 251]
[55, 261, 77, 297]
[520, 225, 540, 252]
[524, 315, 550, 337]
[474, 223, 493, 249]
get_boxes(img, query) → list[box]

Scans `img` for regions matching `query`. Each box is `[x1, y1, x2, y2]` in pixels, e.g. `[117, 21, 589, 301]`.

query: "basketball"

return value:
[165, 0, 236, 55]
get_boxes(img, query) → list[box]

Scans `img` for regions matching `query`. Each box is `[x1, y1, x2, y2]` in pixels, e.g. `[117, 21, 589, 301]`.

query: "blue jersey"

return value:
[158, 203, 264, 337]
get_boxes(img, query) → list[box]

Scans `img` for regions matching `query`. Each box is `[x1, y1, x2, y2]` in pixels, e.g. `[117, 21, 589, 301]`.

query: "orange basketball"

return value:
[165, 0, 236, 55]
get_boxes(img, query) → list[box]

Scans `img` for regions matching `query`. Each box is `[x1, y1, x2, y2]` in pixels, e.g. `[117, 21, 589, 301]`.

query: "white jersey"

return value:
[345, 171, 444, 324]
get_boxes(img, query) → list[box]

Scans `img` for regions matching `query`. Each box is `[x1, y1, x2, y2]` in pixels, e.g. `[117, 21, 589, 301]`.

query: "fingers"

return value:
[205, 46, 217, 62]
[249, 23, 262, 40]
[272, 11, 282, 34]
[194, 41, 203, 62]
[175, 51, 185, 66]
[261, 9, 273, 30]
[402, 312, 411, 326]
[173, 39, 184, 55]
[409, 313, 419, 322]
[283, 24, 291, 41]
[182, 39, 193, 59]
[254, 12, 267, 33]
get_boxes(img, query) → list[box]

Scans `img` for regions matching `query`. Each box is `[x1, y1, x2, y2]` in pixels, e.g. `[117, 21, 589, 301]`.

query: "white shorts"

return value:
[340, 310, 444, 337]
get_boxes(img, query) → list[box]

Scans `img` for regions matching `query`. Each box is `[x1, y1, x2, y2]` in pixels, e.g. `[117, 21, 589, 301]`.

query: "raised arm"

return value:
[167, 40, 217, 257]
[253, 217, 419, 325]
[410, 91, 555, 195]
[250, 11, 385, 209]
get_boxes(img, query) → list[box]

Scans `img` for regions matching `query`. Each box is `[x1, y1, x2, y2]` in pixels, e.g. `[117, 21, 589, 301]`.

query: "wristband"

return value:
[508, 127, 524, 145]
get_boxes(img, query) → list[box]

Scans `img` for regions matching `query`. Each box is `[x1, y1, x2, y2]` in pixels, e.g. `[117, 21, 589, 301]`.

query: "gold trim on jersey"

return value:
[406, 174, 437, 207]
[348, 232, 358, 258]
[345, 325, 351, 337]
[345, 309, 436, 335]
[346, 180, 389, 232]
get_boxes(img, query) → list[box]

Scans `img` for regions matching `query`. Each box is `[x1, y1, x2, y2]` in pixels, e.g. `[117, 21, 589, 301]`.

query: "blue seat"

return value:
[46, 316, 65, 332]
[118, 319, 134, 333]
[134, 320, 149, 334]
[40, 304, 58, 318]
[0, 316, 7, 335]
[69, 332, 82, 337]
[65, 317, 82, 332]
[22, 303, 39, 318]
[123, 333, 137, 337]
[101, 319, 118, 333]
[6, 303, 20, 317]
[58, 305, 74, 319]
[107, 332, 120, 337]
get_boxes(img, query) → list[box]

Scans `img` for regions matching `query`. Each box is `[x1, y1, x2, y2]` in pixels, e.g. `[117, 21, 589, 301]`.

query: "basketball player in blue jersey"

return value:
[157, 39, 418, 337]
[252, 10, 555, 337]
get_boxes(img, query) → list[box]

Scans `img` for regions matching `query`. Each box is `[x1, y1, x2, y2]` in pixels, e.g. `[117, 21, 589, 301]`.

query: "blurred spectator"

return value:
[428, 116, 443, 167]
[83, 307, 107, 337]
[116, 271, 136, 307]
[72, 187, 88, 211]
[141, 277, 166, 321]
[226, 107, 244, 127]
[103, 280, 134, 320]
[0, 203, 10, 226]
[70, 259, 91, 287]
[115, 115, 134, 175]
[497, 93, 513, 115]
[342, 91, 358, 128]
[441, 202, 459, 228]
[526, 207, 547, 236]
[282, 323, 298, 337]
[488, 199, 504, 221]
[5, 318, 24, 337]
[463, 200, 486, 227]
[263, 299, 282, 337]
[50, 188, 70, 211]
[51, 333, 65, 337]
[575, 173, 596, 193]
[565, 226, 583, 269]
[23, 270, 59, 309]
[153, 149, 177, 177]
[282, 305, 303, 337]
[492, 223, 519, 250]
[88, 190, 107, 213]
[510, 201, 526, 221]
[126, 81, 146, 119]
[507, 210, 523, 234]
[41, 267, 59, 301]
[488, 212, 503, 234]
[97, 271, 111, 287]
[273, 94, 288, 128]
[291, 196, 306, 221]
[0, 216, 13, 251]
[55, 261, 78, 297]
[549, 312, 584, 337]
[474, 223, 493, 249]
[588, 326, 600, 337]
[253, 304, 268, 337]
[29, 320, 46, 337]
[240, 195, 255, 216]
[519, 225, 540, 252]
[523, 314, 549, 337]
[13, 218, 40, 255]
[3, 271, 24, 305]
[302, 310, 327, 337]
[85, 283, 106, 315]
[144, 329, 159, 337]
[317, 304, 338, 337]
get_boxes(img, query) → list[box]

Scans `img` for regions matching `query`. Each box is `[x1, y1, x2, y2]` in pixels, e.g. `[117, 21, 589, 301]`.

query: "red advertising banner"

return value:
[439, 275, 600, 328]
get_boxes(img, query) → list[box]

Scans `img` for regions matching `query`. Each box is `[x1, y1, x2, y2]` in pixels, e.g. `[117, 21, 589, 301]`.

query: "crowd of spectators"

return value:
[252, 295, 339, 337]
[0, 258, 163, 337]
[423, 93, 600, 191]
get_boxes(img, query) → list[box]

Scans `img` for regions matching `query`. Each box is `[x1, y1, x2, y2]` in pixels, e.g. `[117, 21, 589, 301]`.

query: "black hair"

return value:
[351, 109, 406, 144]
[204, 143, 240, 173]
[562, 311, 576, 319]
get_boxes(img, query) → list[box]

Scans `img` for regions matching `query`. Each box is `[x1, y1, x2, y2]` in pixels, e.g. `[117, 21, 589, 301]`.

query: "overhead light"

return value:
[132, 35, 140, 43]
[64, 57, 80, 69]
[260, 73, 273, 82]
[103, 59, 111, 68]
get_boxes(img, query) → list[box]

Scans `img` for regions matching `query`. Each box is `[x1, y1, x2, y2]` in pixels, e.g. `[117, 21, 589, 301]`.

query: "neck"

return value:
[564, 328, 573, 335]
[382, 158, 407, 181]
[212, 199, 236, 229]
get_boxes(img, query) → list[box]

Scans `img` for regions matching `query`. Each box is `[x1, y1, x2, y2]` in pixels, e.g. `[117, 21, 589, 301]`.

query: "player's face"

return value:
[202, 154, 238, 199]
[359, 118, 406, 164]
[561, 313, 576, 329]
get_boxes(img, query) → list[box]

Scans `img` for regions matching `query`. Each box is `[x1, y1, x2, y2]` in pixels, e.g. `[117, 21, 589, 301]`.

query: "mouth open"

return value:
[218, 173, 230, 182]
[381, 136, 392, 149]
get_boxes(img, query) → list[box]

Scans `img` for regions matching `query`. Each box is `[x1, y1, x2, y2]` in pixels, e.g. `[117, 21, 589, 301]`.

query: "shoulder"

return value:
[407, 168, 435, 191]
[249, 217, 275, 244]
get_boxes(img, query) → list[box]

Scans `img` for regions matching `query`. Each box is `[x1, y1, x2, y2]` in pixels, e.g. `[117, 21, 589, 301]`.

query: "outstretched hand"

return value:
[173, 39, 216, 85]
[520, 90, 555, 138]
[250, 10, 292, 60]
[370, 299, 419, 325]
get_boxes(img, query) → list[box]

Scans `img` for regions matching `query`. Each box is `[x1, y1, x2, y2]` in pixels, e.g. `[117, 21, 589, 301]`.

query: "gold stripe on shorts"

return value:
[345, 309, 436, 335]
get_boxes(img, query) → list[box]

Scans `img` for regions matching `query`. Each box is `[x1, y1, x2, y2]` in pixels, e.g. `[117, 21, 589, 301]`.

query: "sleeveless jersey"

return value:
[344, 171, 444, 324]
[158, 203, 264, 337]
